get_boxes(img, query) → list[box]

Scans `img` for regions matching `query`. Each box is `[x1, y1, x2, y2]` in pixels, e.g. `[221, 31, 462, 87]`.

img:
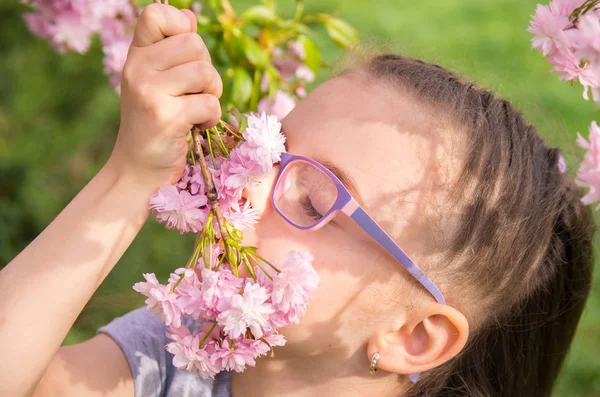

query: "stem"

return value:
[569, 0, 599, 23]
[250, 68, 261, 111]
[293, 0, 304, 22]
[218, 119, 244, 141]
[199, 321, 218, 348]
[206, 129, 217, 168]
[191, 125, 233, 267]
[242, 253, 257, 281]
[169, 273, 185, 293]
[213, 128, 231, 158]
[247, 250, 281, 273]
[247, 253, 273, 281]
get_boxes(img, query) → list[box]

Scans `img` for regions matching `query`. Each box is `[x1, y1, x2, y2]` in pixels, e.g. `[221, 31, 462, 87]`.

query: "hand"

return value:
[109, 3, 223, 187]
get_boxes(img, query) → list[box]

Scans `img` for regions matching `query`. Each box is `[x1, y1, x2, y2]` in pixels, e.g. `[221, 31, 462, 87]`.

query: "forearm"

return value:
[0, 159, 156, 395]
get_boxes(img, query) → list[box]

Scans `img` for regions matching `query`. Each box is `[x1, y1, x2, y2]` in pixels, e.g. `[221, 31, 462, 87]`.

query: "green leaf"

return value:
[242, 5, 277, 24]
[323, 17, 358, 48]
[205, 0, 221, 11]
[224, 29, 245, 61]
[298, 35, 320, 73]
[260, 0, 275, 10]
[168, 0, 192, 9]
[243, 37, 269, 68]
[231, 67, 253, 109]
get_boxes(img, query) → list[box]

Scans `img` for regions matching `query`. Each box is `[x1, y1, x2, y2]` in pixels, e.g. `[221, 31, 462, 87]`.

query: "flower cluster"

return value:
[149, 112, 285, 234]
[576, 121, 600, 207]
[528, 0, 600, 102]
[134, 251, 319, 378]
[258, 40, 316, 120]
[139, 112, 319, 376]
[21, 0, 136, 92]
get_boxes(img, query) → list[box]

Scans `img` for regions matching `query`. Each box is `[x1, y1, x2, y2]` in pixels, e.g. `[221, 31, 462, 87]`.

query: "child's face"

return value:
[244, 70, 460, 359]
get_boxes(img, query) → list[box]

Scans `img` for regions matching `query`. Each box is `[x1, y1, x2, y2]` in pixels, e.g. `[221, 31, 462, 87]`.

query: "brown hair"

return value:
[355, 54, 595, 397]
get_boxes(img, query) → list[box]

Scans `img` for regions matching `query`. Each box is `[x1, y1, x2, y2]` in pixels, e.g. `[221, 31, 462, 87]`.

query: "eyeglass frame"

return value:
[271, 152, 446, 382]
[272, 152, 446, 305]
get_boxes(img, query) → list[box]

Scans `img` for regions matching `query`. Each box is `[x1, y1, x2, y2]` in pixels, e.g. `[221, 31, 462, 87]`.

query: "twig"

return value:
[191, 126, 233, 264]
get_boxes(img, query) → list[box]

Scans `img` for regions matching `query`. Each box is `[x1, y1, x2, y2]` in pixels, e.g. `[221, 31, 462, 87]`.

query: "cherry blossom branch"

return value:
[191, 125, 235, 271]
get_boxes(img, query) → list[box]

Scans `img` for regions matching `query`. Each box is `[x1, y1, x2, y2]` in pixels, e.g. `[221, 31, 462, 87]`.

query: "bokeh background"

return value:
[1, 0, 599, 395]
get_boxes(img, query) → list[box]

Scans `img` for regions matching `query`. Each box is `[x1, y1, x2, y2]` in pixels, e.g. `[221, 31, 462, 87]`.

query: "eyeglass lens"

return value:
[274, 160, 338, 227]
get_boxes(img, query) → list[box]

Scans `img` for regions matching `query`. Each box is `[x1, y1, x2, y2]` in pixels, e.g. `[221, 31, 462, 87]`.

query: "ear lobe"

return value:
[367, 304, 469, 376]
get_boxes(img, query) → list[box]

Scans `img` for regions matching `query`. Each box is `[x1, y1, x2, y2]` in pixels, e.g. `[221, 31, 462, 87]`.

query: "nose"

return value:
[245, 164, 279, 218]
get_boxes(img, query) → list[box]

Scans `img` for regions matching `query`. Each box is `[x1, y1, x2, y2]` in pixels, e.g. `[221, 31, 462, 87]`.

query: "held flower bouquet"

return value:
[134, 113, 320, 378]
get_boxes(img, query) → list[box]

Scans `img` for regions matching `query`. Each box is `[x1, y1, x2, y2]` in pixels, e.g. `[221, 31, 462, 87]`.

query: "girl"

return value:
[1, 4, 595, 397]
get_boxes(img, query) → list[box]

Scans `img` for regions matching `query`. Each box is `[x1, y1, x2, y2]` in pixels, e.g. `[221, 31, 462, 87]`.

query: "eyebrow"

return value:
[315, 158, 366, 208]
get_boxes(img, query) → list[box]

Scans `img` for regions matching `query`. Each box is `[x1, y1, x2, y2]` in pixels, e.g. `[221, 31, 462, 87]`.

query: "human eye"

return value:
[300, 195, 323, 221]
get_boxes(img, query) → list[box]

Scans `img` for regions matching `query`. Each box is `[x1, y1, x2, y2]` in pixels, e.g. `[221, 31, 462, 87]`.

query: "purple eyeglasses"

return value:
[272, 152, 446, 383]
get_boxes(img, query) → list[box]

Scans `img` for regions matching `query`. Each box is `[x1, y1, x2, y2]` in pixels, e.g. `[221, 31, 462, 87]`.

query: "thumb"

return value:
[180, 9, 197, 33]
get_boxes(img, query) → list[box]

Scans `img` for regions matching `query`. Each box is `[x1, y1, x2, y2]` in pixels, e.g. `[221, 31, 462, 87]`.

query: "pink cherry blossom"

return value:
[210, 338, 257, 372]
[243, 112, 287, 165]
[576, 121, 600, 208]
[257, 91, 296, 121]
[166, 325, 220, 379]
[102, 37, 131, 93]
[295, 65, 315, 83]
[200, 268, 244, 320]
[527, 3, 571, 56]
[223, 199, 259, 231]
[149, 185, 209, 234]
[133, 273, 183, 328]
[271, 252, 319, 314]
[549, 0, 585, 17]
[288, 40, 306, 60]
[177, 164, 207, 196]
[217, 281, 275, 339]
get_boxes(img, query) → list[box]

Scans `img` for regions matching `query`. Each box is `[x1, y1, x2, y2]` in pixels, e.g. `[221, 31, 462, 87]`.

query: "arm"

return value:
[0, 161, 153, 396]
[0, 3, 221, 395]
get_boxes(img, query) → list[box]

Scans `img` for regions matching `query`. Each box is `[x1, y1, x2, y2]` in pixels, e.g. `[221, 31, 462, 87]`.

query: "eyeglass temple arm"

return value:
[348, 206, 446, 305]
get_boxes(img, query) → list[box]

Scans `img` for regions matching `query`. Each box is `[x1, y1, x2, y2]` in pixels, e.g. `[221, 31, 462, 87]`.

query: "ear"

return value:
[366, 303, 469, 376]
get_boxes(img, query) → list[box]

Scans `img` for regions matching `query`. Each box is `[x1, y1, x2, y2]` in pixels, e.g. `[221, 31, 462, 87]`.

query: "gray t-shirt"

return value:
[97, 307, 232, 397]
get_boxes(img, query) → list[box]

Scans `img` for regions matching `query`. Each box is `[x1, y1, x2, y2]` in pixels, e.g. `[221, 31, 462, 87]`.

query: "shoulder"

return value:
[97, 307, 218, 397]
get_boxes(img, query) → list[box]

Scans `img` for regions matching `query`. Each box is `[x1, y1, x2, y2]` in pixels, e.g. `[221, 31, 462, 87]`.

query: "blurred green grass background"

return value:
[1, 0, 599, 395]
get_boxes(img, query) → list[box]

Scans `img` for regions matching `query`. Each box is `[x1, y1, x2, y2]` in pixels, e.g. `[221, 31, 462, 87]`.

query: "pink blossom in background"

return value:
[528, 1, 600, 102]
[257, 91, 296, 120]
[24, 9, 94, 54]
[288, 40, 306, 60]
[22, 0, 136, 89]
[527, 4, 570, 56]
[102, 38, 131, 93]
[295, 65, 315, 83]
[149, 184, 209, 234]
[576, 121, 600, 208]
[549, 0, 584, 16]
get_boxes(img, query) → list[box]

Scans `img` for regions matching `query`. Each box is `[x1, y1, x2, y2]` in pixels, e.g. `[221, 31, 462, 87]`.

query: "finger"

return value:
[180, 9, 197, 33]
[156, 61, 223, 97]
[139, 33, 211, 71]
[177, 94, 222, 130]
[133, 3, 194, 47]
